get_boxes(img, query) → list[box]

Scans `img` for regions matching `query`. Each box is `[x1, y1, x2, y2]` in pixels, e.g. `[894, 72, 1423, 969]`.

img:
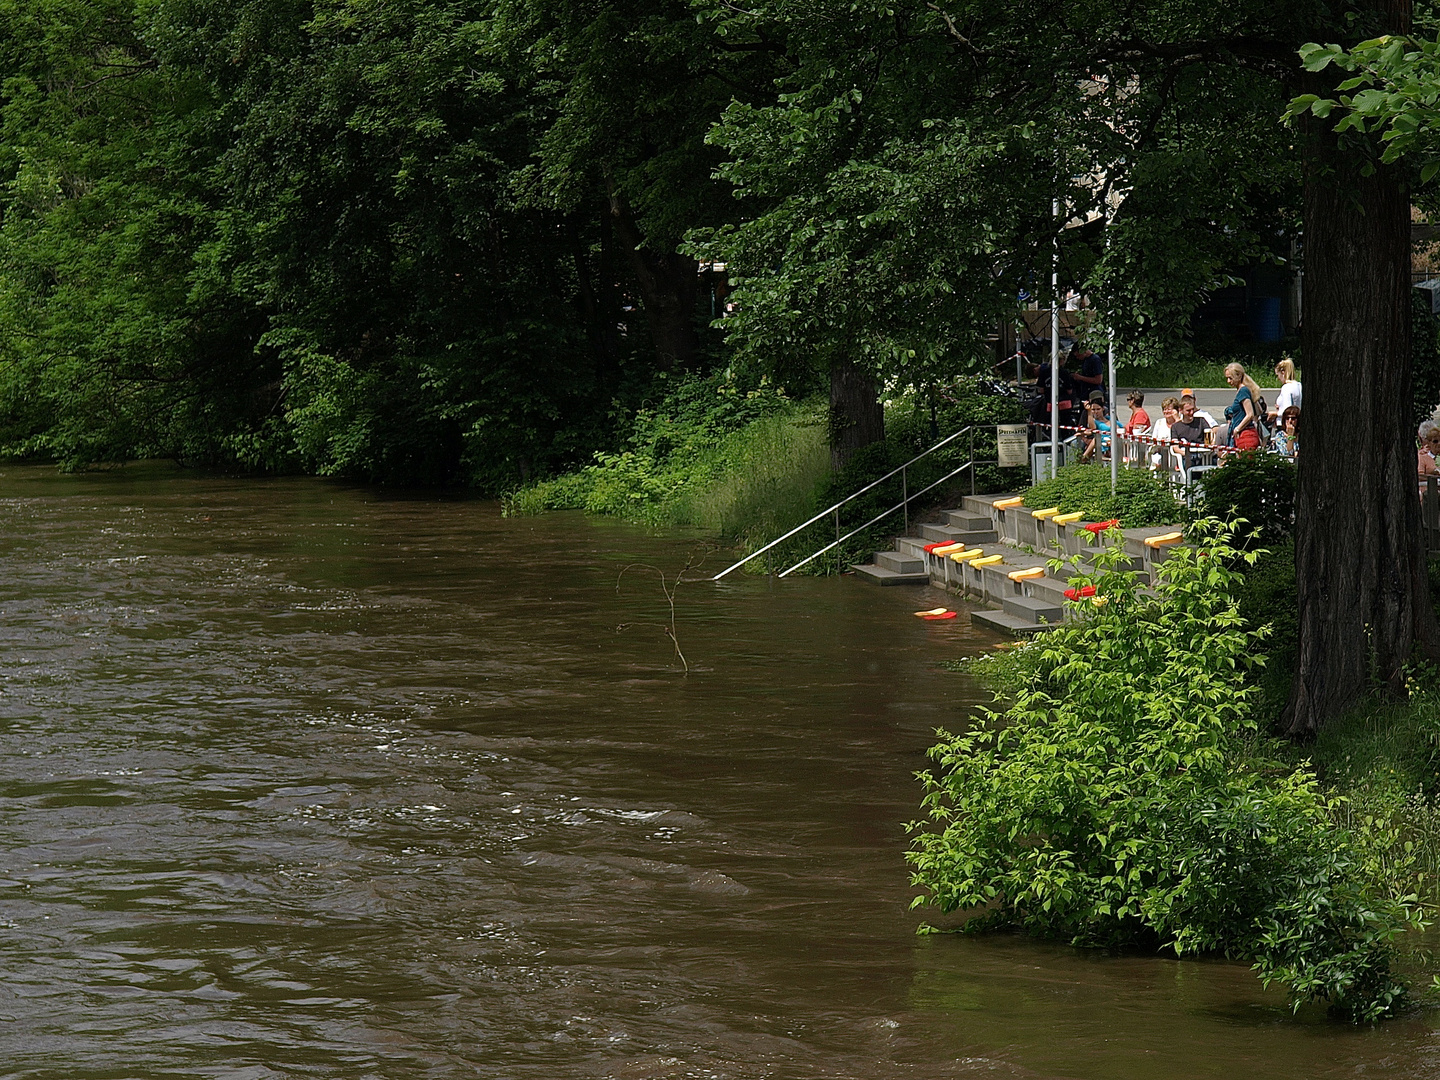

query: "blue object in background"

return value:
[1249, 295, 1282, 342]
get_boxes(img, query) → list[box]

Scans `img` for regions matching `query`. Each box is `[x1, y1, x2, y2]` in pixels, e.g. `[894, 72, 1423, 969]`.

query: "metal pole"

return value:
[1051, 198, 1060, 480]
[1109, 323, 1118, 492]
[970, 428, 976, 495]
[1107, 206, 1118, 494]
[902, 465, 909, 534]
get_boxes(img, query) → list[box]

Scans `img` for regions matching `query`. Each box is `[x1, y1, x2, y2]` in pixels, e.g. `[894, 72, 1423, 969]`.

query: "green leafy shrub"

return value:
[1022, 462, 1184, 527]
[1199, 451, 1295, 548]
[1412, 290, 1440, 426]
[911, 523, 1427, 1021]
[1236, 540, 1297, 722]
[505, 373, 830, 541]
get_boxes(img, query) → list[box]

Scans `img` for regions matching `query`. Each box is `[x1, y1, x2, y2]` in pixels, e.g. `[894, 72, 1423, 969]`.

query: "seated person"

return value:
[1274, 406, 1300, 460]
[1123, 391, 1151, 436]
[1420, 420, 1440, 495]
[1178, 391, 1218, 428]
[1170, 396, 1212, 444]
[1079, 395, 1111, 463]
[1150, 396, 1180, 470]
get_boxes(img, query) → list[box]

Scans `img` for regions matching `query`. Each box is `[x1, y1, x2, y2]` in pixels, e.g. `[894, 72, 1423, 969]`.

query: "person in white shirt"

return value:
[1150, 397, 1180, 474]
[1271, 358, 1302, 424]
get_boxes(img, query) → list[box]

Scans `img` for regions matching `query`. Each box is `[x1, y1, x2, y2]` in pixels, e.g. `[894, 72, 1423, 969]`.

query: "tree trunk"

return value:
[607, 190, 698, 369]
[1286, 44, 1436, 732]
[829, 356, 885, 469]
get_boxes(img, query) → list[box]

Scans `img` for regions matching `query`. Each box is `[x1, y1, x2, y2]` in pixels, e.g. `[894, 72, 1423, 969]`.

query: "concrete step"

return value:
[962, 494, 1006, 516]
[895, 536, 931, 559]
[972, 608, 1050, 638]
[946, 511, 994, 531]
[919, 523, 998, 544]
[850, 563, 930, 586]
[1003, 594, 1064, 624]
[1021, 577, 1072, 607]
[875, 550, 923, 575]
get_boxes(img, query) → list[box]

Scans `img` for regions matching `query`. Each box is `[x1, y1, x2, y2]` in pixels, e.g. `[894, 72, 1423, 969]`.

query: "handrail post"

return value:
[970, 428, 976, 495]
[902, 465, 909, 534]
[710, 423, 978, 580]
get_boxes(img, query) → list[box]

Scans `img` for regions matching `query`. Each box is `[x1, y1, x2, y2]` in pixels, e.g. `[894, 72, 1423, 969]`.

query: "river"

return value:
[0, 464, 1437, 1079]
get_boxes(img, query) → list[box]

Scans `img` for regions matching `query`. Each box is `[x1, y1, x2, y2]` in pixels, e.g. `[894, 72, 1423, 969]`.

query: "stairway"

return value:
[851, 494, 1182, 638]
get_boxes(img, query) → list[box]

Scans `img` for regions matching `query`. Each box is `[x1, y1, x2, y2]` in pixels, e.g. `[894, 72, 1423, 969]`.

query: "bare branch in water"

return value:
[615, 548, 709, 674]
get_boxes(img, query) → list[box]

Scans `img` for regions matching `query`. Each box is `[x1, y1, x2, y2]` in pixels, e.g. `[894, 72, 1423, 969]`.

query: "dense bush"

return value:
[1023, 463, 1184, 527]
[1199, 451, 1296, 548]
[505, 373, 830, 543]
[1237, 540, 1298, 723]
[912, 523, 1427, 1021]
[1413, 291, 1440, 427]
[512, 372, 1031, 572]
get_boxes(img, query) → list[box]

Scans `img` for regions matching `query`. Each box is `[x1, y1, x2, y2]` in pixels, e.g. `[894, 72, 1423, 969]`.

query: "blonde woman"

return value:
[1223, 362, 1264, 451]
[1271, 358, 1302, 423]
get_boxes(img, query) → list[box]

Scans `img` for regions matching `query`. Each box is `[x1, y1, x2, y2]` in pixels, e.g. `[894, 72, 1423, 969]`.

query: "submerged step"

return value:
[850, 563, 930, 586]
[1003, 594, 1064, 624]
[971, 608, 1050, 638]
[875, 550, 924, 575]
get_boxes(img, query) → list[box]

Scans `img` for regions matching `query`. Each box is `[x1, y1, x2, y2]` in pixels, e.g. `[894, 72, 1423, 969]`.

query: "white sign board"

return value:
[996, 424, 1028, 469]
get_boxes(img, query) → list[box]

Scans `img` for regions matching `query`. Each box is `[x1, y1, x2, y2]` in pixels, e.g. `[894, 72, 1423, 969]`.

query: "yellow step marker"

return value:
[950, 548, 985, 562]
[1008, 567, 1046, 582]
[931, 542, 965, 555]
[1030, 506, 1060, 519]
[1053, 512, 1083, 526]
[913, 607, 949, 617]
[993, 496, 1024, 510]
[971, 554, 1005, 567]
[1143, 531, 1184, 548]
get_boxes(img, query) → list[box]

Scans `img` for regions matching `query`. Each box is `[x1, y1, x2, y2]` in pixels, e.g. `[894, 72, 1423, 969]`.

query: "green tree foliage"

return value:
[911, 524, 1429, 1020]
[0, 0, 773, 486]
[694, 0, 1305, 387]
[1199, 451, 1297, 548]
[0, 0, 270, 467]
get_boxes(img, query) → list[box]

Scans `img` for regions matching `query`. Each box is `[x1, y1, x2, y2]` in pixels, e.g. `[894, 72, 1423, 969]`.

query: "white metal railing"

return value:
[710, 426, 980, 581]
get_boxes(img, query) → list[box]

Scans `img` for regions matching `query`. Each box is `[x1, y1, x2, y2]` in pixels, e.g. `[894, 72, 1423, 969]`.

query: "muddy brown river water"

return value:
[2, 464, 1439, 1079]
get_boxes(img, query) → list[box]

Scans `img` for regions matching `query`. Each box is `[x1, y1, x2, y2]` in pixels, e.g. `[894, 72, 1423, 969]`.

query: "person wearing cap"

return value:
[1179, 390, 1217, 427]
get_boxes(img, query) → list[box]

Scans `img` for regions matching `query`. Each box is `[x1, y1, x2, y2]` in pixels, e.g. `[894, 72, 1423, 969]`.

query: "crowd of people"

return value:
[1026, 347, 1303, 478]
[1023, 343, 1440, 499]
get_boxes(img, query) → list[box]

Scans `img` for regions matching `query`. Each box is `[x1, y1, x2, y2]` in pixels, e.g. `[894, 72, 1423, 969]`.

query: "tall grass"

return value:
[504, 390, 833, 548]
[664, 409, 831, 546]
[1299, 688, 1440, 909]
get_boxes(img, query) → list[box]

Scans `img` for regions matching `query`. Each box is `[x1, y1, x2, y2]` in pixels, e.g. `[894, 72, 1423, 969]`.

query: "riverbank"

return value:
[507, 371, 1030, 570]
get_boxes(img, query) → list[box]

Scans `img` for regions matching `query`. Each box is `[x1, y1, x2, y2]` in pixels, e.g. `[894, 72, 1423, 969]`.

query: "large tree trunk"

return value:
[1286, 29, 1436, 732]
[829, 356, 885, 469]
[607, 190, 699, 369]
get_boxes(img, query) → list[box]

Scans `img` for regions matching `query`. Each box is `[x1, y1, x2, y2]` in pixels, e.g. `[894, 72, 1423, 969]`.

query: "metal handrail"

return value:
[776, 459, 979, 577]
[710, 425, 978, 581]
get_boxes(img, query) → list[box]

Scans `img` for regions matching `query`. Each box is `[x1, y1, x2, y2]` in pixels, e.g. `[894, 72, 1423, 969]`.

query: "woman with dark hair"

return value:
[1274, 406, 1299, 460]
